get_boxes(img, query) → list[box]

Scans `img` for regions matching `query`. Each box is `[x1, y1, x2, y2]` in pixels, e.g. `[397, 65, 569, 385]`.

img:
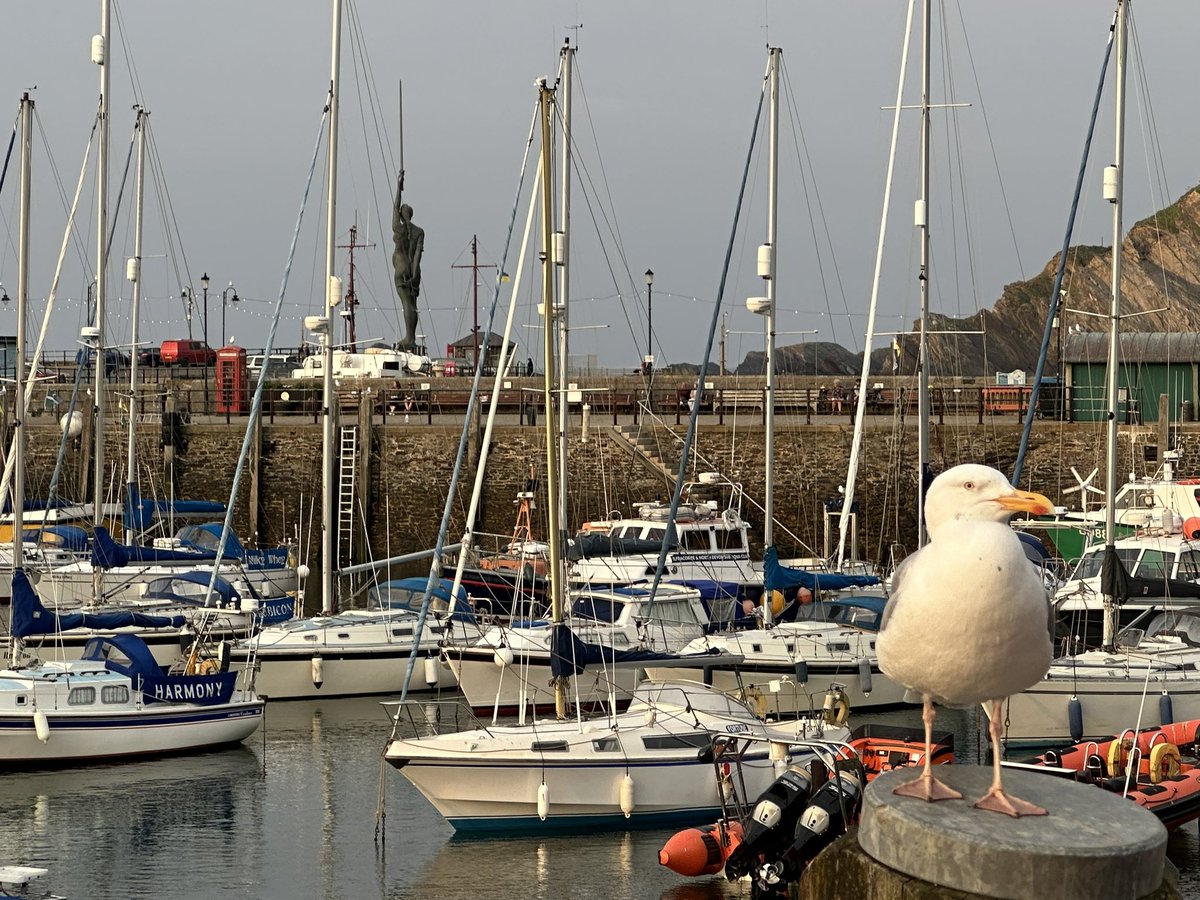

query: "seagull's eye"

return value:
[963, 481, 975, 490]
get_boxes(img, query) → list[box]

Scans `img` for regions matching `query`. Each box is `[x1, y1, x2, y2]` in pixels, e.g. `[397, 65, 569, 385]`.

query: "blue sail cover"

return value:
[549, 624, 676, 678]
[9, 569, 186, 638]
[91, 525, 218, 569]
[763, 546, 881, 592]
[81, 632, 236, 705]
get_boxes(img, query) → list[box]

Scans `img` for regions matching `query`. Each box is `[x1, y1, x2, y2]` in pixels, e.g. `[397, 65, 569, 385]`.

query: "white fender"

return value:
[537, 782, 550, 821]
[424, 656, 439, 687]
[311, 655, 324, 688]
[494, 645, 515, 668]
[619, 774, 635, 818]
[34, 709, 49, 743]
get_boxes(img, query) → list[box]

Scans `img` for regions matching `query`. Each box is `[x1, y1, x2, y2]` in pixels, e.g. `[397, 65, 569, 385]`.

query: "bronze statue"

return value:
[392, 186, 424, 350]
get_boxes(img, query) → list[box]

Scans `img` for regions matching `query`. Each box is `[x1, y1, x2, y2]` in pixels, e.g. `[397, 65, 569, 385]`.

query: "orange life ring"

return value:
[1107, 736, 1133, 776]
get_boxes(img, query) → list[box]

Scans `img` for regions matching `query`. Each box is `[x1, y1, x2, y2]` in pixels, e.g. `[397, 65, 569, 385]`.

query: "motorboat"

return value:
[383, 678, 849, 833]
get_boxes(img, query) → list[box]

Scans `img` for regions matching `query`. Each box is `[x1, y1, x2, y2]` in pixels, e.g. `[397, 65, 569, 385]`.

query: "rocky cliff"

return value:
[737, 184, 1200, 376]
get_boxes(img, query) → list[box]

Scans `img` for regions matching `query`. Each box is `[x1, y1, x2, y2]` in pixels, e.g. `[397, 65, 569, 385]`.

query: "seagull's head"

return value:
[925, 464, 1054, 538]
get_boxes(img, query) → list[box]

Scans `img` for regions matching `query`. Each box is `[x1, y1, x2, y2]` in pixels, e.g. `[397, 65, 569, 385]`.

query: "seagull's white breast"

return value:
[877, 521, 1052, 706]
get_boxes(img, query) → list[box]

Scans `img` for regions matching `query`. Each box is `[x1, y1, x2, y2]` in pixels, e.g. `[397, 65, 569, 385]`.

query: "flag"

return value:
[891, 338, 901, 373]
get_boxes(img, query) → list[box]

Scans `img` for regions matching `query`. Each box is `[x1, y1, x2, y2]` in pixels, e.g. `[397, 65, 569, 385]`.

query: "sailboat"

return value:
[1003, 0, 1200, 747]
[0, 89, 262, 767]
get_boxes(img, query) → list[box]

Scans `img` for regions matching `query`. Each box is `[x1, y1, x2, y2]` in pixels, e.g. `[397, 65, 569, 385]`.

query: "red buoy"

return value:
[658, 820, 745, 877]
[1184, 516, 1200, 540]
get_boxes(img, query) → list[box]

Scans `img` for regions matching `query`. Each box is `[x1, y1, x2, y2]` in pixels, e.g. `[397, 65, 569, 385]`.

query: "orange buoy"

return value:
[658, 820, 744, 877]
[1185, 517, 1200, 541]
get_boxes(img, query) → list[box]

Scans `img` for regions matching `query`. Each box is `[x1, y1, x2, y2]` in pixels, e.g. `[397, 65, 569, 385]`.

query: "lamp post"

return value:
[221, 282, 239, 346]
[201, 272, 210, 351]
[644, 268, 654, 375]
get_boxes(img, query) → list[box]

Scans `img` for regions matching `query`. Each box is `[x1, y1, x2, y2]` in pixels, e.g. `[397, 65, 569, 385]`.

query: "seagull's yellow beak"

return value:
[996, 489, 1054, 516]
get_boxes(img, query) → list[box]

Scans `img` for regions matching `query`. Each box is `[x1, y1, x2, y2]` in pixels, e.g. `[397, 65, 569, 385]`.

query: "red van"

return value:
[160, 339, 216, 366]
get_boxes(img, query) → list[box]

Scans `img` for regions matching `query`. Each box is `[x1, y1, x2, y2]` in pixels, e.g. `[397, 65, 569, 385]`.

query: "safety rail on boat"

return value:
[382, 696, 491, 741]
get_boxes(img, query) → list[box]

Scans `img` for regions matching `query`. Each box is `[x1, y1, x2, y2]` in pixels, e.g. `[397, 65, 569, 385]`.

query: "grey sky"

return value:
[2, 1, 1195, 371]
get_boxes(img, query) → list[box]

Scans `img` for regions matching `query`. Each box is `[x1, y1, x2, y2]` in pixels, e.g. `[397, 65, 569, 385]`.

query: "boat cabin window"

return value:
[647, 599, 701, 626]
[101, 685, 129, 704]
[1134, 550, 1173, 580]
[573, 596, 622, 622]
[531, 740, 569, 752]
[392, 628, 413, 637]
[1075, 547, 1139, 580]
[642, 733, 712, 751]
[1178, 551, 1200, 580]
[68, 686, 96, 706]
[646, 528, 665, 543]
[382, 361, 400, 372]
[15, 695, 26, 706]
[682, 529, 711, 551]
[593, 737, 621, 752]
[715, 527, 746, 550]
[828, 641, 851, 653]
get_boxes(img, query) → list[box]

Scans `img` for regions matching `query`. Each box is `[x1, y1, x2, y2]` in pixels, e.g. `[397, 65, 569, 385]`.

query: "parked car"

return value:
[160, 339, 216, 366]
[138, 347, 163, 367]
[75, 347, 130, 377]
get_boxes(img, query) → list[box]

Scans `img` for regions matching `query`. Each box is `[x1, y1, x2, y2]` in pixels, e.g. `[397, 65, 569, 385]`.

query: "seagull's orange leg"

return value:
[974, 699, 1047, 817]
[893, 695, 961, 802]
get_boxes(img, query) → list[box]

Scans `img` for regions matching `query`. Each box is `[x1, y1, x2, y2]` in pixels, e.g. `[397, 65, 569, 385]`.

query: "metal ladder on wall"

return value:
[337, 425, 358, 566]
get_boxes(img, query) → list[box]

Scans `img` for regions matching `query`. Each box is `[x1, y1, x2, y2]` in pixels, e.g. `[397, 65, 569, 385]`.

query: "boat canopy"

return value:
[9, 569, 186, 638]
[175, 523, 248, 559]
[142, 571, 240, 608]
[1100, 545, 1200, 603]
[91, 525, 217, 569]
[81, 632, 237, 705]
[763, 546, 881, 592]
[123, 483, 225, 533]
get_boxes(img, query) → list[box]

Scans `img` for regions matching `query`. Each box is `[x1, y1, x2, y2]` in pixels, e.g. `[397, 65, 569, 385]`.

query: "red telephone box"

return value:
[216, 346, 248, 414]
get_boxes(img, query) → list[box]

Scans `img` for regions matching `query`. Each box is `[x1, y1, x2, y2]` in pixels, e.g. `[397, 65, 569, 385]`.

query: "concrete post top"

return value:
[859, 765, 1168, 900]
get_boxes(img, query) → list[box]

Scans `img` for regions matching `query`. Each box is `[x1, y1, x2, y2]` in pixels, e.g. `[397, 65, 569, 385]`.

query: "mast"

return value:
[537, 79, 566, 719]
[14, 92, 32, 568]
[92, 0, 110, 527]
[320, 0, 343, 615]
[1102, 0, 1128, 650]
[762, 47, 780, 569]
[556, 40, 574, 531]
[915, 0, 932, 546]
[341, 224, 360, 351]
[125, 107, 147, 533]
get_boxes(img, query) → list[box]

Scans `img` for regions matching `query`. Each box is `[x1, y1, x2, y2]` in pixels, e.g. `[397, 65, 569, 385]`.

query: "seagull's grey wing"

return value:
[879, 554, 914, 632]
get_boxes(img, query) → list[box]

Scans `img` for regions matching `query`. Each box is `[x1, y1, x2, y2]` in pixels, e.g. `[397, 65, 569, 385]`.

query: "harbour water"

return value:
[0, 697, 1197, 899]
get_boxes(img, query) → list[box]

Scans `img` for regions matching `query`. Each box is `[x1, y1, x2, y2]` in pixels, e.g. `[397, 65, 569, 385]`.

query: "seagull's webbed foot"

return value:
[892, 772, 962, 803]
[974, 786, 1047, 818]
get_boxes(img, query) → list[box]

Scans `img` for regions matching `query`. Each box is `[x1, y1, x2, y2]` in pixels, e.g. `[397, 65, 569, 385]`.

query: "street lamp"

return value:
[644, 268, 654, 375]
[201, 272, 210, 352]
[221, 281, 239, 346]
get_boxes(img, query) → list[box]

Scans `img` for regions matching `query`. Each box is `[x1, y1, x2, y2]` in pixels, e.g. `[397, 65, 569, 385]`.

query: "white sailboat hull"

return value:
[0, 700, 264, 765]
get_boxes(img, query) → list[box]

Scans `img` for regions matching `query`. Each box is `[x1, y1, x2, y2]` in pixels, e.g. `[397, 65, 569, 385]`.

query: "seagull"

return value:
[877, 463, 1054, 817]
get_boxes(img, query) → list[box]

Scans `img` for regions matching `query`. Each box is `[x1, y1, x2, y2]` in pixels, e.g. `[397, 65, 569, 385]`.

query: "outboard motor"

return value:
[723, 766, 813, 880]
[755, 767, 865, 892]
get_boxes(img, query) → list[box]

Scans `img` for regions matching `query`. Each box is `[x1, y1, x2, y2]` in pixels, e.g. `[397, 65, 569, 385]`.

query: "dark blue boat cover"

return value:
[81, 632, 236, 705]
[9, 569, 186, 638]
[568, 532, 677, 560]
[549, 623, 676, 678]
[763, 546, 881, 592]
